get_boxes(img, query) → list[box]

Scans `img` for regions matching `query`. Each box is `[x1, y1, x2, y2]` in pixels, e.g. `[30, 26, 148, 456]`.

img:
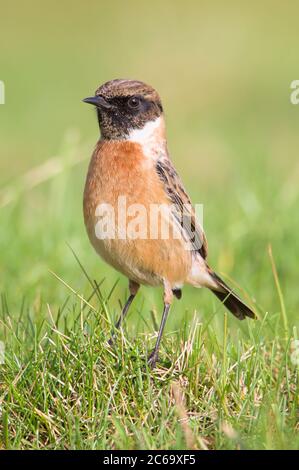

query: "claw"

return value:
[148, 351, 159, 369]
[107, 333, 116, 347]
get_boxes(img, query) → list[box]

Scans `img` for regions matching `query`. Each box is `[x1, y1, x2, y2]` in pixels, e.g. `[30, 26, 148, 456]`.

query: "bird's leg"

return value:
[148, 282, 173, 369]
[108, 280, 139, 345]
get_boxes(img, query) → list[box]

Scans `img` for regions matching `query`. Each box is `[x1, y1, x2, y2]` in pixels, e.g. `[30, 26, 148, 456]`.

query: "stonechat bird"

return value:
[83, 79, 255, 368]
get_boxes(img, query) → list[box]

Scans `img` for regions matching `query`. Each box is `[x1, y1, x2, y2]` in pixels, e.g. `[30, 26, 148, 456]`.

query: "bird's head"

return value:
[83, 79, 164, 141]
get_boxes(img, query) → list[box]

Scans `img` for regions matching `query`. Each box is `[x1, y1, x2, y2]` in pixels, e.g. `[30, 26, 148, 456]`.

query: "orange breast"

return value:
[83, 140, 191, 286]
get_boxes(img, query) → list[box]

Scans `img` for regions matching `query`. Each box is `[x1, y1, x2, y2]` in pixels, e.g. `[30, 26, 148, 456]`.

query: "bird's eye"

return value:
[128, 96, 141, 109]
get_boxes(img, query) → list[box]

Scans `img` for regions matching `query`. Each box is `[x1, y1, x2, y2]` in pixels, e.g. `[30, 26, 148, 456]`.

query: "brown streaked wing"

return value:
[156, 157, 208, 259]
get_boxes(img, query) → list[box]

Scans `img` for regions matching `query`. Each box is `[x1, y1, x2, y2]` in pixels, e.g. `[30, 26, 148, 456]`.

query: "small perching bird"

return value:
[83, 79, 255, 368]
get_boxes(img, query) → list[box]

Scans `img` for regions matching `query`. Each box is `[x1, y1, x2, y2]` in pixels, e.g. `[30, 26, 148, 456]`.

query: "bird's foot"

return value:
[148, 350, 159, 369]
[107, 333, 116, 347]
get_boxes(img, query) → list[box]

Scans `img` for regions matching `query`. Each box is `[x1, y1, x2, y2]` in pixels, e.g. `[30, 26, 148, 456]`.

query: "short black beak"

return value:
[82, 95, 112, 109]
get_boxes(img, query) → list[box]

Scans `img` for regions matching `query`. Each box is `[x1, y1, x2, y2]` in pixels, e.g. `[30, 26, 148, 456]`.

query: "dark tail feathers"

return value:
[209, 270, 255, 320]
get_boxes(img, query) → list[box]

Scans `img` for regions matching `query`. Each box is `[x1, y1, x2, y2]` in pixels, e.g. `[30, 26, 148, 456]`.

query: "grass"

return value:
[1, 245, 298, 449]
[1, 0, 299, 450]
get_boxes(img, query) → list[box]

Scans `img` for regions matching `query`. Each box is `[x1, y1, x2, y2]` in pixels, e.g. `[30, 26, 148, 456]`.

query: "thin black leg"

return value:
[148, 303, 171, 368]
[115, 293, 135, 329]
[108, 293, 136, 346]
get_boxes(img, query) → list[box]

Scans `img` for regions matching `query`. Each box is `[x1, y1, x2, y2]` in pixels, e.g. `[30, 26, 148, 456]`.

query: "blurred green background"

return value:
[1, 0, 299, 335]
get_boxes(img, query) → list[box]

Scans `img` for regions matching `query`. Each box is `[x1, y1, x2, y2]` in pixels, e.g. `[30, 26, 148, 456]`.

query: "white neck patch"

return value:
[128, 117, 161, 144]
[127, 117, 166, 159]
